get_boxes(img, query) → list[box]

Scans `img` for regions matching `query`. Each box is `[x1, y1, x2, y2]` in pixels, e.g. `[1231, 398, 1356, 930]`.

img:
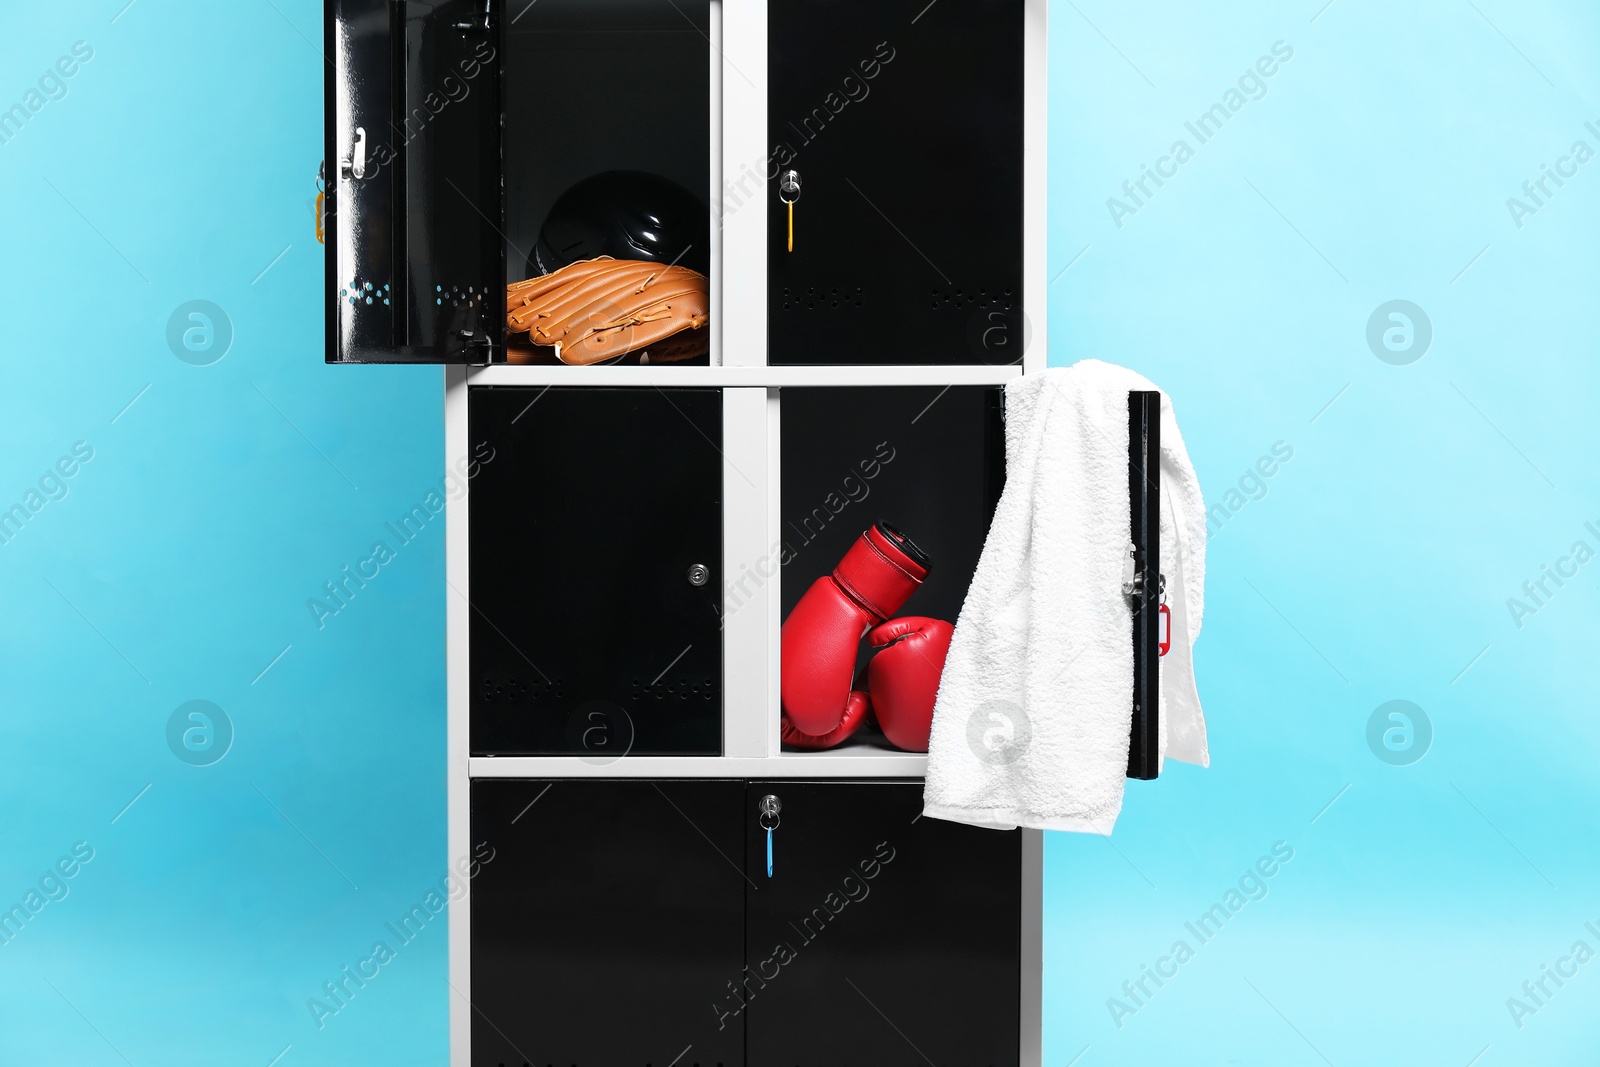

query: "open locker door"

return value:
[1127, 390, 1162, 779]
[324, 0, 501, 363]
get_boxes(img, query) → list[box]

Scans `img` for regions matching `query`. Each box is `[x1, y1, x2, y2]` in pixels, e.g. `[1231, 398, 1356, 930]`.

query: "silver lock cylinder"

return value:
[687, 563, 710, 587]
[779, 169, 801, 204]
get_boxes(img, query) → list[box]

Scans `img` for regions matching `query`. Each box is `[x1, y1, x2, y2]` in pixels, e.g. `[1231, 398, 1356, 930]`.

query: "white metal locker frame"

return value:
[445, 1, 1047, 1062]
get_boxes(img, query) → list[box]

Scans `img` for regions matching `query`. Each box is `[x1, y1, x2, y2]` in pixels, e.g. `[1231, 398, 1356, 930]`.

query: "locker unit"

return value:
[319, 1, 1084, 1063]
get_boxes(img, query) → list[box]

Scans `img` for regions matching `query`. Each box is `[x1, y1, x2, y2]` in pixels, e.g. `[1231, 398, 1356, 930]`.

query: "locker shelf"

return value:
[466, 362, 1024, 388]
[468, 752, 927, 778]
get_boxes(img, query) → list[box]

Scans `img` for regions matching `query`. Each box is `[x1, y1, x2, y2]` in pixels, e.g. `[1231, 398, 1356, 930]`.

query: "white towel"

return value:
[922, 360, 1208, 833]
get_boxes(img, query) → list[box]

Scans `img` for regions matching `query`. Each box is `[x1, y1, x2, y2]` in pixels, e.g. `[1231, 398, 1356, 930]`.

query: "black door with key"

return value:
[742, 781, 1022, 1065]
[768, 0, 1024, 366]
[471, 779, 747, 1065]
[468, 387, 724, 756]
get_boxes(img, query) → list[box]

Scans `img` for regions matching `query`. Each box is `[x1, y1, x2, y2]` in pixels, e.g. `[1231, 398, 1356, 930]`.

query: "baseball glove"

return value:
[506, 256, 709, 365]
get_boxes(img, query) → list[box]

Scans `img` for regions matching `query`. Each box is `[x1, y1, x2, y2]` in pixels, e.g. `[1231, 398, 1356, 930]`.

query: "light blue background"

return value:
[0, 1, 1594, 1064]
[1047, 1, 1600, 1064]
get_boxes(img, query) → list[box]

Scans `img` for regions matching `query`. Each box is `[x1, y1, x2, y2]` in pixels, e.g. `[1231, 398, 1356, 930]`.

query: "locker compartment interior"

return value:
[503, 0, 712, 364]
[467, 387, 724, 756]
[780, 386, 1004, 750]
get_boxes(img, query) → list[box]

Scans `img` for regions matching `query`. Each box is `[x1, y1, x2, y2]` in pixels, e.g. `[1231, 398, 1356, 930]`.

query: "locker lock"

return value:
[759, 795, 782, 879]
[779, 170, 801, 253]
[687, 563, 710, 587]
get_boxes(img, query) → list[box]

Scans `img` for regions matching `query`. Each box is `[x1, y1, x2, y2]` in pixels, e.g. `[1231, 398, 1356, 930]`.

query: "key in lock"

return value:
[759, 794, 782, 878]
[778, 170, 801, 252]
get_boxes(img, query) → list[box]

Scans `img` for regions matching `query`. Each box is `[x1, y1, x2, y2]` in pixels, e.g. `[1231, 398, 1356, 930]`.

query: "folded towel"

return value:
[922, 360, 1208, 833]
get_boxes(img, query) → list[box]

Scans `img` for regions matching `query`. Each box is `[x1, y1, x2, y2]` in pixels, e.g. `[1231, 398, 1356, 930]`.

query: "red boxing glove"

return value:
[780, 691, 871, 749]
[866, 616, 954, 753]
[781, 523, 929, 745]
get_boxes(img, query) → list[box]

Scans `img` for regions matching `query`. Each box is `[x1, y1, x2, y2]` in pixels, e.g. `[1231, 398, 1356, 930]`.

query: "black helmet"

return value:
[530, 170, 709, 278]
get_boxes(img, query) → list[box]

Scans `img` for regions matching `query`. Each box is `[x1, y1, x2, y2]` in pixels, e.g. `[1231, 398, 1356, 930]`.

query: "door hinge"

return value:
[452, 0, 494, 32]
[458, 330, 496, 365]
[1121, 543, 1146, 599]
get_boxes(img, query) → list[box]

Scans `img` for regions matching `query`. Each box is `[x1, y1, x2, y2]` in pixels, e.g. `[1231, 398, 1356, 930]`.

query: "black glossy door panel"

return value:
[768, 0, 1024, 365]
[742, 781, 1021, 1066]
[471, 779, 746, 1064]
[325, 0, 501, 363]
[469, 387, 723, 755]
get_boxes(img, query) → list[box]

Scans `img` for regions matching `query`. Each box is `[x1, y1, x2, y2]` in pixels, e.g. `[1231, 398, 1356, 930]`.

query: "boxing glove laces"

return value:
[780, 523, 930, 748]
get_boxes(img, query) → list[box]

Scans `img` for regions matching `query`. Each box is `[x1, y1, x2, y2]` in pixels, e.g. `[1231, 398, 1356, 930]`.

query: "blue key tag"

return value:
[758, 794, 782, 879]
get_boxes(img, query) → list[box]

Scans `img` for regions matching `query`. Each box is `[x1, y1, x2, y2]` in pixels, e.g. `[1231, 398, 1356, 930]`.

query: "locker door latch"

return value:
[341, 126, 367, 180]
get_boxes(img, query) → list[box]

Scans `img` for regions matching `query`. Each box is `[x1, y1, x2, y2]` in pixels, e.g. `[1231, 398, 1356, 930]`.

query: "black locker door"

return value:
[469, 387, 724, 756]
[743, 781, 1021, 1066]
[768, 0, 1024, 366]
[324, 0, 501, 363]
[471, 779, 747, 1065]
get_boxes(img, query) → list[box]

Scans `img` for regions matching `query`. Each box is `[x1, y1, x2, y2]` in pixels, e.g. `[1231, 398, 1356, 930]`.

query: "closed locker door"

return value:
[768, 0, 1024, 366]
[471, 779, 746, 1064]
[469, 387, 724, 756]
[743, 781, 1021, 1066]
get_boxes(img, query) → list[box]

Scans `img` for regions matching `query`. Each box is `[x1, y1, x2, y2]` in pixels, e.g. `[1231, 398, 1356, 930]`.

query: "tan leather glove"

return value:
[506, 256, 709, 365]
